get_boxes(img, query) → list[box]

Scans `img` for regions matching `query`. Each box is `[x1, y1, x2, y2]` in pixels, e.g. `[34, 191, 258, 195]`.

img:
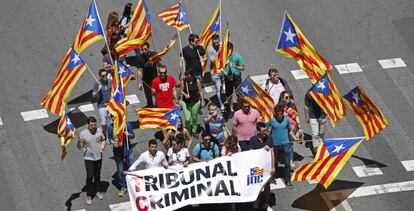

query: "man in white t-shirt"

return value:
[126, 139, 168, 172]
[262, 68, 293, 104]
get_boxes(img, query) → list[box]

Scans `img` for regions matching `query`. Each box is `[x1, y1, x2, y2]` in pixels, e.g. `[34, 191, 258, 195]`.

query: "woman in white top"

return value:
[167, 134, 190, 168]
[221, 135, 241, 156]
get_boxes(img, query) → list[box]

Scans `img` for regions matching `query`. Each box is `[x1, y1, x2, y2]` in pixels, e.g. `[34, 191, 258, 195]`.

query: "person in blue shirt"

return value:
[192, 131, 220, 162]
[266, 104, 298, 188]
[107, 119, 134, 197]
[92, 69, 112, 138]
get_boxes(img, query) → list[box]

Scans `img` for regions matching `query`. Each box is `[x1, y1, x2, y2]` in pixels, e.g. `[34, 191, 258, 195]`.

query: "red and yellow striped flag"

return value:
[158, 3, 189, 31]
[41, 48, 87, 116]
[343, 86, 388, 140]
[115, 0, 152, 57]
[57, 113, 76, 161]
[147, 33, 178, 65]
[276, 12, 331, 84]
[212, 28, 229, 75]
[199, 4, 220, 49]
[235, 77, 275, 122]
[137, 107, 181, 130]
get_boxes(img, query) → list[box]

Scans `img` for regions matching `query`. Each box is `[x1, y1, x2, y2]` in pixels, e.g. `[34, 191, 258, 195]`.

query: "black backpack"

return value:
[197, 142, 218, 159]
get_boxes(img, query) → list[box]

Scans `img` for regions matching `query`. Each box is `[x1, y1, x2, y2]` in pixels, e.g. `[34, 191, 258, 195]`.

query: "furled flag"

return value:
[115, 0, 152, 57]
[158, 2, 190, 31]
[236, 76, 275, 122]
[343, 86, 388, 140]
[72, 0, 105, 54]
[309, 73, 346, 127]
[147, 33, 178, 65]
[276, 12, 331, 84]
[41, 48, 87, 116]
[287, 101, 299, 117]
[199, 4, 220, 49]
[292, 137, 365, 188]
[137, 106, 181, 130]
[57, 113, 76, 161]
[116, 60, 134, 86]
[106, 62, 127, 146]
[211, 28, 229, 75]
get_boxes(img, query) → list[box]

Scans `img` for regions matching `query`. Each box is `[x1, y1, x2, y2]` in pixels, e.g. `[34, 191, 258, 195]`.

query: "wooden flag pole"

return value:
[95, 0, 115, 68]
[177, 29, 186, 80]
[219, 0, 222, 40]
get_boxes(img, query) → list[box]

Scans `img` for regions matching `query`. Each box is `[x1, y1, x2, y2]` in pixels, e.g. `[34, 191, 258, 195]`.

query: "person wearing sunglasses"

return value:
[263, 68, 293, 104]
[192, 131, 220, 162]
[136, 42, 158, 107]
[150, 64, 178, 108]
[92, 69, 112, 138]
[232, 102, 260, 151]
[181, 33, 207, 82]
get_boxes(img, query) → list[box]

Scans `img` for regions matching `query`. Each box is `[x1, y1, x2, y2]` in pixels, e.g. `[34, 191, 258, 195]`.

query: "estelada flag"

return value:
[158, 2, 190, 31]
[137, 106, 181, 130]
[57, 113, 76, 161]
[343, 86, 388, 140]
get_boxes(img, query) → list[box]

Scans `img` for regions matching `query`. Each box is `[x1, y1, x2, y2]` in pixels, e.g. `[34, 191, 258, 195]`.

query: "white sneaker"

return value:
[267, 206, 274, 211]
[86, 196, 92, 205]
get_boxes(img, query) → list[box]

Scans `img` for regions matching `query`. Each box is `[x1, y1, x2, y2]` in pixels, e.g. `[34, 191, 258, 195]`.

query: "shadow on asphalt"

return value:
[351, 155, 388, 168]
[43, 109, 88, 134]
[64, 192, 81, 211]
[67, 90, 94, 105]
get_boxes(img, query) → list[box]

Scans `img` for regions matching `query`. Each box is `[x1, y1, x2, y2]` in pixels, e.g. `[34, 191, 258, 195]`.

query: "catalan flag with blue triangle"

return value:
[309, 73, 346, 127]
[136, 106, 181, 130]
[116, 60, 134, 86]
[41, 48, 87, 116]
[276, 12, 331, 84]
[72, 0, 104, 54]
[147, 33, 178, 65]
[292, 137, 365, 188]
[199, 4, 220, 49]
[158, 2, 190, 31]
[58, 113, 76, 161]
[343, 86, 388, 140]
[236, 76, 275, 122]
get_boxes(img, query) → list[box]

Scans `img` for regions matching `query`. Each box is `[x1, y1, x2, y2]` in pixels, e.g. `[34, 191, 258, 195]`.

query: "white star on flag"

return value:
[241, 86, 250, 94]
[214, 18, 219, 26]
[66, 118, 73, 126]
[284, 28, 296, 43]
[114, 86, 122, 97]
[179, 11, 185, 20]
[118, 66, 126, 75]
[86, 15, 96, 27]
[170, 113, 178, 120]
[352, 92, 360, 104]
[332, 144, 345, 154]
[317, 80, 326, 90]
[71, 54, 81, 65]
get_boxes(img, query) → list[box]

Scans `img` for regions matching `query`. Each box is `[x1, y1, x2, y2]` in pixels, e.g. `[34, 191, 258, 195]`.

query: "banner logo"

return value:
[247, 167, 264, 186]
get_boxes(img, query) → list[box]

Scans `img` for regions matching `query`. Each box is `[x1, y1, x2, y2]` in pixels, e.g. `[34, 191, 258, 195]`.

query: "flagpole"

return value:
[177, 29, 185, 79]
[84, 63, 101, 85]
[95, 0, 115, 67]
[219, 0, 222, 40]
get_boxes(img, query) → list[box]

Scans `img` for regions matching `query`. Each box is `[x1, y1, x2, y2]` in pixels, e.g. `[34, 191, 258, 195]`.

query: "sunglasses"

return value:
[101, 74, 108, 77]
[159, 72, 167, 75]
[204, 138, 211, 141]
[284, 95, 290, 99]
[142, 48, 148, 51]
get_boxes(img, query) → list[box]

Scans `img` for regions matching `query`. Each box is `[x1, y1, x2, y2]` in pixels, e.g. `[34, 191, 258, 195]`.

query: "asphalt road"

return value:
[0, 0, 414, 210]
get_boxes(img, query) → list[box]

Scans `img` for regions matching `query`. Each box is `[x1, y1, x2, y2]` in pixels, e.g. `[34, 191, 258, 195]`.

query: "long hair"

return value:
[223, 135, 239, 155]
[106, 11, 119, 29]
[121, 3, 133, 23]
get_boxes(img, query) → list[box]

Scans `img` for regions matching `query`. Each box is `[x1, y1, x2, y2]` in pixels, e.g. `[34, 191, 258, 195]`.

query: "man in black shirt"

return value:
[136, 42, 158, 107]
[181, 33, 207, 82]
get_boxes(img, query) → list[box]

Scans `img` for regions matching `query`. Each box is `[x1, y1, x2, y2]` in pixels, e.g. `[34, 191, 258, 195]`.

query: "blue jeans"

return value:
[274, 144, 292, 184]
[211, 73, 224, 108]
[114, 153, 133, 189]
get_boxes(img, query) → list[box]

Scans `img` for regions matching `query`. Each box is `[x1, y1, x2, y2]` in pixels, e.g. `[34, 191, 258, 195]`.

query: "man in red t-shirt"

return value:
[151, 64, 178, 108]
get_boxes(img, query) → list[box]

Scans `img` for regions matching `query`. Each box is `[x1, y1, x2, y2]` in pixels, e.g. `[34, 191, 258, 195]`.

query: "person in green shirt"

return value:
[224, 42, 245, 112]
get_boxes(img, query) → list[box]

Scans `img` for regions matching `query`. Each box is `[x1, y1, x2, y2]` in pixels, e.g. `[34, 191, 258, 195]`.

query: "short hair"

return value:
[212, 34, 219, 40]
[188, 33, 199, 42]
[98, 69, 107, 76]
[228, 41, 233, 50]
[158, 64, 167, 71]
[256, 122, 267, 131]
[87, 116, 97, 124]
[274, 103, 285, 114]
[185, 68, 195, 76]
[142, 42, 150, 48]
[268, 68, 278, 76]
[208, 102, 218, 110]
[172, 135, 185, 146]
[148, 139, 158, 146]
[201, 131, 211, 139]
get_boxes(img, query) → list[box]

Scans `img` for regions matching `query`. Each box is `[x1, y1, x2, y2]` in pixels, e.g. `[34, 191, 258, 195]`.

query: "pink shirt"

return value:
[232, 108, 260, 141]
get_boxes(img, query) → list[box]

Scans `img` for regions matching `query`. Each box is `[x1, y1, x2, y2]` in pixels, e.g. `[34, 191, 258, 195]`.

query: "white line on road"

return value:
[308, 180, 318, 184]
[109, 201, 130, 211]
[69, 104, 95, 112]
[250, 74, 268, 86]
[126, 94, 140, 104]
[20, 109, 49, 121]
[378, 58, 406, 69]
[352, 165, 383, 177]
[335, 63, 363, 74]
[270, 178, 286, 190]
[0, 117, 3, 126]
[401, 160, 414, 172]
[204, 85, 216, 93]
[348, 180, 414, 198]
[290, 69, 309, 80]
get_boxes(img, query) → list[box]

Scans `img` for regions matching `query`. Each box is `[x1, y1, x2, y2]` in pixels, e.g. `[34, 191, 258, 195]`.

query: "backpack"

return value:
[197, 142, 218, 159]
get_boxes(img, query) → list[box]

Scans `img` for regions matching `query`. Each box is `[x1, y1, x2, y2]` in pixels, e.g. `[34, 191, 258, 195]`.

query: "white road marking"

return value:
[20, 109, 49, 121]
[290, 69, 309, 80]
[205, 85, 216, 93]
[352, 165, 383, 177]
[401, 160, 414, 172]
[270, 178, 286, 189]
[378, 58, 406, 69]
[335, 63, 363, 74]
[348, 180, 414, 198]
[109, 201, 130, 211]
[126, 94, 140, 104]
[0, 117, 3, 126]
[308, 180, 318, 184]
[250, 74, 268, 86]
[69, 104, 95, 112]
[321, 192, 353, 211]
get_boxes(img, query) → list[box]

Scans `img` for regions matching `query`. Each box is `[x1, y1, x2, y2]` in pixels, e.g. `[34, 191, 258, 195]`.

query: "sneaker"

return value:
[86, 196, 92, 205]
[287, 182, 293, 189]
[290, 161, 296, 169]
[267, 206, 274, 211]
[96, 192, 104, 200]
[118, 188, 127, 197]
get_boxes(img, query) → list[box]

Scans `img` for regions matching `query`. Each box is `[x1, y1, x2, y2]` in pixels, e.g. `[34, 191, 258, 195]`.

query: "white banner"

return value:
[126, 149, 272, 211]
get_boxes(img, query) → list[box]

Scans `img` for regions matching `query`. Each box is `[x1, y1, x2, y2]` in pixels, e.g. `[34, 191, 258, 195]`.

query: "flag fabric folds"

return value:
[292, 137, 365, 188]
[72, 0, 105, 54]
[137, 106, 181, 130]
[276, 12, 331, 84]
[147, 33, 178, 64]
[212, 28, 229, 75]
[287, 101, 299, 117]
[158, 3, 189, 31]
[58, 113, 76, 161]
[199, 4, 220, 49]
[41, 48, 87, 116]
[116, 60, 135, 86]
[235, 77, 275, 122]
[106, 62, 127, 146]
[343, 86, 388, 140]
[309, 73, 346, 127]
[115, 0, 152, 57]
